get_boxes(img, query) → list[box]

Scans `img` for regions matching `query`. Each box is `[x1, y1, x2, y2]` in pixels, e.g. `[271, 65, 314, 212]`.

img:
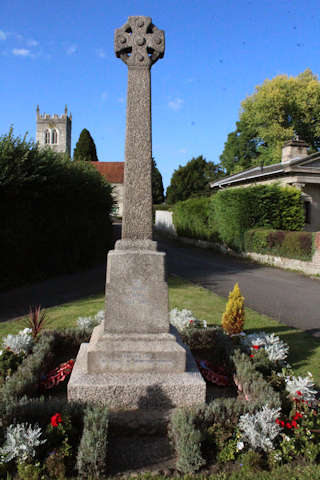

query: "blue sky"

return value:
[1, 0, 320, 191]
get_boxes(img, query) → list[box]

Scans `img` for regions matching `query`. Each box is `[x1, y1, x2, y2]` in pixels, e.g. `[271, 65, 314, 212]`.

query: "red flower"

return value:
[280, 420, 285, 427]
[296, 390, 302, 396]
[252, 345, 260, 350]
[291, 420, 298, 428]
[286, 422, 293, 429]
[275, 418, 280, 424]
[293, 412, 303, 420]
[51, 413, 62, 427]
[250, 354, 254, 358]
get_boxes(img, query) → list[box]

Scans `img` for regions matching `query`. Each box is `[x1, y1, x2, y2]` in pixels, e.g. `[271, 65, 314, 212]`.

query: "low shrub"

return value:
[169, 407, 205, 474]
[209, 185, 305, 251]
[173, 197, 220, 242]
[244, 229, 314, 261]
[76, 403, 109, 479]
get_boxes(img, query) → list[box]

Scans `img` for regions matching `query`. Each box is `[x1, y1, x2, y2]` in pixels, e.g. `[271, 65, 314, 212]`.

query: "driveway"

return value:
[157, 235, 320, 336]
[1, 226, 319, 336]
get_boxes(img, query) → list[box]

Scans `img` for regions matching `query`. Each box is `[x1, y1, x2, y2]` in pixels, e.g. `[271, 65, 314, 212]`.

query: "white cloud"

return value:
[168, 98, 184, 111]
[12, 48, 33, 57]
[96, 48, 106, 58]
[27, 39, 39, 47]
[66, 44, 77, 55]
[0, 30, 6, 40]
[101, 91, 108, 101]
[178, 148, 187, 154]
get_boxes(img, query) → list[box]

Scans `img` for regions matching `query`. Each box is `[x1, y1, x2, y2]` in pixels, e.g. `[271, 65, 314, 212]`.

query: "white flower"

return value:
[238, 406, 281, 452]
[94, 310, 104, 323]
[285, 374, 317, 402]
[0, 423, 46, 463]
[2, 329, 34, 355]
[237, 441, 244, 451]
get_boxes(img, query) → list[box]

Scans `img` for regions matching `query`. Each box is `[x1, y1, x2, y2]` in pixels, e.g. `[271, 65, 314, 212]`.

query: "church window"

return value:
[44, 130, 50, 144]
[52, 129, 58, 144]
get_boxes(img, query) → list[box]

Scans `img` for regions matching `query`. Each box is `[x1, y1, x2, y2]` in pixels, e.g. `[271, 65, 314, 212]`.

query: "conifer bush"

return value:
[221, 283, 245, 335]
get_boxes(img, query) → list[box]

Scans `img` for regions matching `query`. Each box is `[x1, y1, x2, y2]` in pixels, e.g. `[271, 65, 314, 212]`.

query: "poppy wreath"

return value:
[41, 359, 75, 389]
[196, 359, 231, 386]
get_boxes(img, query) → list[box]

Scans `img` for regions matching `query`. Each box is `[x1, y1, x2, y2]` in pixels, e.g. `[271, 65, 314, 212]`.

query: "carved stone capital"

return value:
[114, 16, 165, 68]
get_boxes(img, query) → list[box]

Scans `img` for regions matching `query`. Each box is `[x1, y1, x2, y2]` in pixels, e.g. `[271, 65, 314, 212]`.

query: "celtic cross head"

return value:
[114, 16, 165, 68]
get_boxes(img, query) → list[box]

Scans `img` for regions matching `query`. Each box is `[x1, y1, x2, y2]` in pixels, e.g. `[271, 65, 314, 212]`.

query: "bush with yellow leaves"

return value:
[221, 283, 245, 335]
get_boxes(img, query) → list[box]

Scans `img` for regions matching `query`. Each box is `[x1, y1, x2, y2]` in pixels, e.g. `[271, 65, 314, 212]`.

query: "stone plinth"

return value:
[68, 326, 206, 409]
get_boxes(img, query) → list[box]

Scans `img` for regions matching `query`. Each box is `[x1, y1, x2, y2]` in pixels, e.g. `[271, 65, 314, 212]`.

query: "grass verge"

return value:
[1, 275, 319, 383]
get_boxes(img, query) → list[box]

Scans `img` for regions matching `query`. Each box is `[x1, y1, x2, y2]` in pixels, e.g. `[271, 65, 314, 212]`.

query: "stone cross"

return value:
[114, 16, 165, 240]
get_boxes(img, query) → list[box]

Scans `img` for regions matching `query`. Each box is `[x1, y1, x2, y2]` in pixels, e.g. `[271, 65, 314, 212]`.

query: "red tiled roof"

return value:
[91, 162, 124, 183]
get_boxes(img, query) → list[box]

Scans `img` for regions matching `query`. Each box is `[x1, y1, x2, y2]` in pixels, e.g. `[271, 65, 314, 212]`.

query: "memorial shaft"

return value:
[123, 67, 152, 239]
[114, 16, 165, 240]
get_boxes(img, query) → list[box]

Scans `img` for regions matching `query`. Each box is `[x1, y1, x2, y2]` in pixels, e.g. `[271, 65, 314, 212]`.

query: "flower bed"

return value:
[0, 307, 319, 478]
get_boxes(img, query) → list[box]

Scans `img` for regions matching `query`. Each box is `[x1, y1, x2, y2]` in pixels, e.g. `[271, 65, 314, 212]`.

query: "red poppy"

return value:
[250, 354, 254, 358]
[286, 422, 293, 429]
[296, 390, 302, 396]
[275, 418, 280, 424]
[280, 420, 285, 427]
[252, 345, 260, 350]
[51, 413, 62, 427]
[291, 420, 298, 428]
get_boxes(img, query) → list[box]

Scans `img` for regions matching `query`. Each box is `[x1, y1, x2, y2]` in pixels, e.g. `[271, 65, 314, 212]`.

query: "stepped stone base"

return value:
[86, 324, 186, 374]
[68, 327, 206, 409]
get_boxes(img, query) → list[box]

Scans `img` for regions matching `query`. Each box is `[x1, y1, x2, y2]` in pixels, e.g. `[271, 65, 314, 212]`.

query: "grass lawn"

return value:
[1, 274, 319, 384]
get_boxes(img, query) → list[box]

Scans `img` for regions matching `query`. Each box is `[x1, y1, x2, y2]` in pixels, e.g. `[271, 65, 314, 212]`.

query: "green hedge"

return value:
[209, 185, 305, 251]
[173, 197, 220, 241]
[0, 130, 114, 290]
[244, 228, 314, 261]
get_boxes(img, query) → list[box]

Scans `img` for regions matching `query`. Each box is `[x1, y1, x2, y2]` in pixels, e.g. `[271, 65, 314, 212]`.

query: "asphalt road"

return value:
[157, 235, 320, 336]
[1, 225, 319, 336]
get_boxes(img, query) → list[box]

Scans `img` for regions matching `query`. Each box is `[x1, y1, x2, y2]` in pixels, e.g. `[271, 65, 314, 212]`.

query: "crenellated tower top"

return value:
[36, 105, 72, 156]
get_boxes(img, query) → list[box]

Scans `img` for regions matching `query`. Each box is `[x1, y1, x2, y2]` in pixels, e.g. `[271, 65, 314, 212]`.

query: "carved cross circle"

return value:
[114, 16, 165, 68]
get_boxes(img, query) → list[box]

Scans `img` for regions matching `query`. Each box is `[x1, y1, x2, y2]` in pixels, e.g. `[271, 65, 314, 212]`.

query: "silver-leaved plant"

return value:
[169, 308, 206, 331]
[242, 331, 289, 362]
[0, 423, 46, 463]
[238, 406, 282, 452]
[77, 310, 104, 330]
[285, 373, 317, 403]
[2, 328, 34, 355]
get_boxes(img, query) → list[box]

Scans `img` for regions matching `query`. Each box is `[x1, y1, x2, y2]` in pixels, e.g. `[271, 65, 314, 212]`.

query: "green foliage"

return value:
[220, 69, 320, 174]
[73, 128, 98, 162]
[76, 403, 109, 479]
[166, 155, 222, 204]
[16, 462, 44, 480]
[0, 349, 24, 383]
[169, 407, 205, 474]
[173, 196, 219, 241]
[0, 129, 113, 290]
[152, 158, 165, 204]
[244, 229, 314, 261]
[232, 350, 281, 408]
[210, 185, 304, 250]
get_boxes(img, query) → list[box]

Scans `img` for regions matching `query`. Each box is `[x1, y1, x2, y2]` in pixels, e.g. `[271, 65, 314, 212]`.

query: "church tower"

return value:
[36, 105, 72, 156]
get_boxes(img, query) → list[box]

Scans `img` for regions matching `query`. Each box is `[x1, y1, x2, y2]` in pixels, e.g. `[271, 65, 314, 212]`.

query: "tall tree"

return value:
[166, 155, 222, 204]
[73, 129, 98, 162]
[220, 69, 320, 174]
[152, 158, 165, 204]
